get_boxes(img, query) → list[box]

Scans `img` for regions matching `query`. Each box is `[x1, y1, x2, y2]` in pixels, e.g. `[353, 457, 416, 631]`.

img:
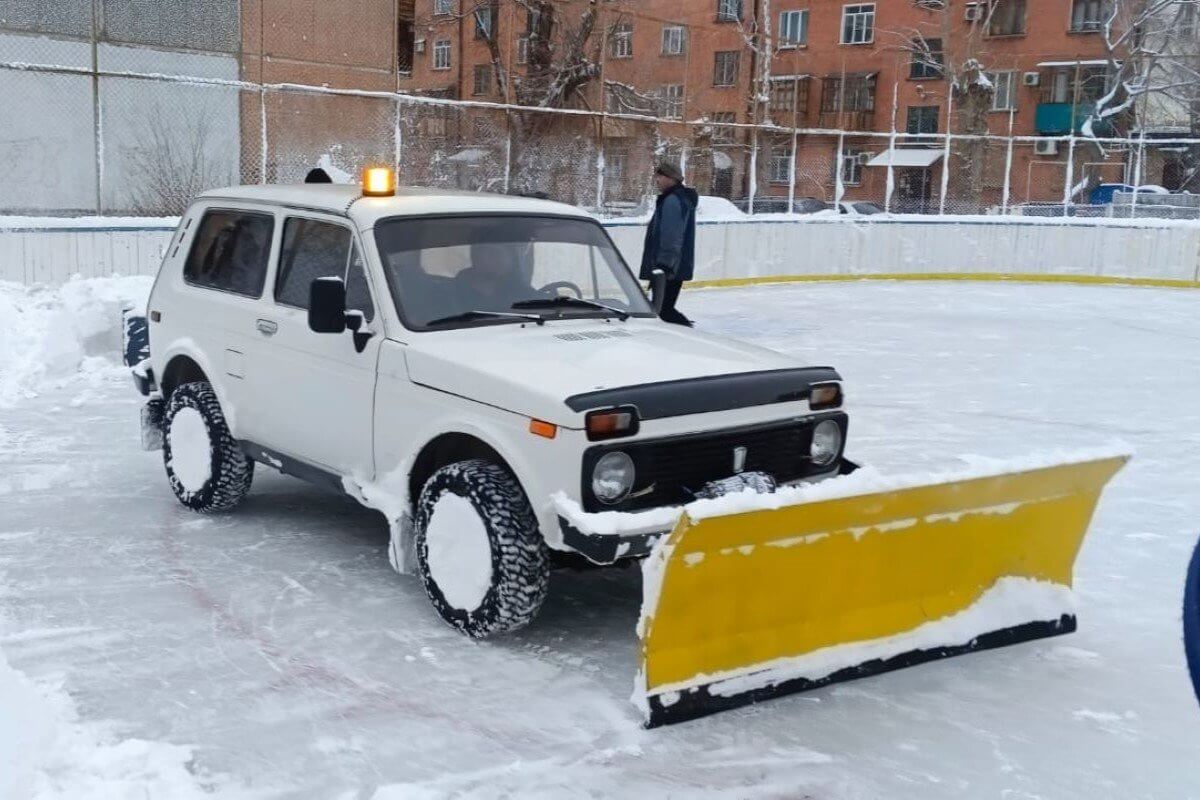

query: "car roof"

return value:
[199, 184, 595, 227]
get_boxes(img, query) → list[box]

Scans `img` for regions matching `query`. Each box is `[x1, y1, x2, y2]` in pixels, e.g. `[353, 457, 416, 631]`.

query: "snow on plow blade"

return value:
[635, 454, 1128, 727]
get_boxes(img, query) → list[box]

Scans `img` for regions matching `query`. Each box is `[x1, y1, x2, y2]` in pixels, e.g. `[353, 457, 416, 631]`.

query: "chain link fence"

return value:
[2, 18, 1198, 220]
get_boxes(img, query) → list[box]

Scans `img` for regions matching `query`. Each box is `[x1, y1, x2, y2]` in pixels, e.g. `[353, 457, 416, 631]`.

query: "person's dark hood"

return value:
[674, 184, 699, 209]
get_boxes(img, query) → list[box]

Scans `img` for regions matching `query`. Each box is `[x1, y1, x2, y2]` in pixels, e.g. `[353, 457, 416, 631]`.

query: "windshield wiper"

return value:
[511, 296, 630, 321]
[425, 309, 545, 327]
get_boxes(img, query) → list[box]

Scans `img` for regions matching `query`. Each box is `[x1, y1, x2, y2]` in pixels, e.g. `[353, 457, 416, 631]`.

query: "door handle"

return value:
[256, 319, 278, 336]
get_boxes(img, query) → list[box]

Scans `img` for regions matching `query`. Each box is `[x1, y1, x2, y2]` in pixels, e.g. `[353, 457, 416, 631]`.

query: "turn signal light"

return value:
[362, 167, 396, 197]
[586, 406, 640, 441]
[529, 419, 558, 439]
[809, 383, 843, 410]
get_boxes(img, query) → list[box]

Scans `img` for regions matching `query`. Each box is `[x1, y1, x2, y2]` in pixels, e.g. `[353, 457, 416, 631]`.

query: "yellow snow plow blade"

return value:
[636, 455, 1127, 727]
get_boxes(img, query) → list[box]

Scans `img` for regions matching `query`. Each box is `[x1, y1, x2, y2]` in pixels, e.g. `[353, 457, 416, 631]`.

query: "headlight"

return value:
[810, 419, 842, 467]
[592, 451, 635, 504]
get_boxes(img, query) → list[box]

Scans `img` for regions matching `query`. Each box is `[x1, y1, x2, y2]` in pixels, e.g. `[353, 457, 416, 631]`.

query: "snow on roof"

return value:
[1036, 59, 1110, 67]
[866, 149, 944, 168]
[199, 184, 593, 227]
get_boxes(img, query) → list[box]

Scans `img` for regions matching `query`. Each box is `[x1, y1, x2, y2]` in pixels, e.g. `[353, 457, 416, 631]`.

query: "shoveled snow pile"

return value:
[0, 641, 224, 799]
[0, 276, 152, 407]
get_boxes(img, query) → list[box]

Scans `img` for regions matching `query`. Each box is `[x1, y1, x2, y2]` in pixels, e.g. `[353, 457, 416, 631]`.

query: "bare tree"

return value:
[1088, 0, 1200, 189]
[124, 103, 231, 215]
[889, 2, 1002, 211]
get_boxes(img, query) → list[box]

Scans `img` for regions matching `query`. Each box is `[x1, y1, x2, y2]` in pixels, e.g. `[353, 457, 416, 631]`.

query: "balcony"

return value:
[1035, 102, 1114, 136]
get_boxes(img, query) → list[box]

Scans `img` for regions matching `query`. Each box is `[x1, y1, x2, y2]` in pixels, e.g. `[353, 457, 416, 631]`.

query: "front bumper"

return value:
[557, 457, 858, 565]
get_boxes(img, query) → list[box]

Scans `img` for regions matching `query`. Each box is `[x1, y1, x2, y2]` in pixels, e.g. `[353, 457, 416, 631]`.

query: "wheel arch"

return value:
[160, 354, 208, 399]
[408, 431, 523, 510]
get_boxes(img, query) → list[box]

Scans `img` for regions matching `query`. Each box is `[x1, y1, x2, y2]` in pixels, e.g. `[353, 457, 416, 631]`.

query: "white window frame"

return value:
[432, 39, 452, 70]
[434, 0, 453, 15]
[516, 36, 529, 64]
[610, 23, 634, 59]
[1070, 0, 1108, 32]
[714, 51, 739, 87]
[989, 70, 1017, 111]
[779, 9, 808, 46]
[474, 6, 494, 39]
[717, 0, 743, 22]
[661, 84, 684, 120]
[661, 25, 686, 56]
[769, 144, 792, 184]
[840, 149, 864, 185]
[840, 4, 875, 45]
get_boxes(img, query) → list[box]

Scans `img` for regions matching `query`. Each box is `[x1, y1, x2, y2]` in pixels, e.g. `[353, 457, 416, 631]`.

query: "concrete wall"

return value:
[2, 216, 1199, 287]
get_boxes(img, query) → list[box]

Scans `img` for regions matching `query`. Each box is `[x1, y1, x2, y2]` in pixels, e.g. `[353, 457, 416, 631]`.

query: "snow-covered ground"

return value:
[1, 277, 1198, 798]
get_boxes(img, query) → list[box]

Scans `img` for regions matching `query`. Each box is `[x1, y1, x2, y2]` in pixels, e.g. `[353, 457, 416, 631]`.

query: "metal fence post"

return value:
[937, 88, 954, 216]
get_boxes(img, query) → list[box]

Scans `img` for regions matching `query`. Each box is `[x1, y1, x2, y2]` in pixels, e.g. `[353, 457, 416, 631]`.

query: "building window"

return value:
[909, 37, 943, 79]
[473, 64, 491, 95]
[398, 17, 414, 74]
[841, 4, 875, 45]
[710, 111, 737, 143]
[717, 0, 743, 22]
[433, 39, 451, 70]
[989, 70, 1016, 110]
[839, 149, 865, 186]
[1070, 0, 1109, 32]
[609, 23, 633, 59]
[474, 5, 494, 40]
[662, 25, 686, 55]
[906, 105, 939, 135]
[604, 148, 626, 193]
[988, 0, 1026, 36]
[769, 142, 792, 184]
[516, 36, 529, 64]
[713, 51, 739, 86]
[820, 73, 876, 113]
[661, 84, 684, 120]
[779, 10, 808, 45]
[769, 76, 810, 118]
[434, 0, 452, 16]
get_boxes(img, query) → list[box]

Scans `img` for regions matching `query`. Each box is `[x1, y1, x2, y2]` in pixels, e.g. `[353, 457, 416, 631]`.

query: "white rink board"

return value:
[3, 215, 1200, 286]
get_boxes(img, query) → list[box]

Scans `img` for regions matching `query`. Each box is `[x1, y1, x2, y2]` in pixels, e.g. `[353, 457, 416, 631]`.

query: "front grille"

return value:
[581, 414, 846, 512]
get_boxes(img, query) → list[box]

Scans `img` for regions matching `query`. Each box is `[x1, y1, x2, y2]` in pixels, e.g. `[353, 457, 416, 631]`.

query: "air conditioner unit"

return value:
[856, 152, 875, 165]
[414, 38, 426, 53]
[964, 3, 983, 22]
[1023, 71, 1040, 87]
[1035, 139, 1058, 156]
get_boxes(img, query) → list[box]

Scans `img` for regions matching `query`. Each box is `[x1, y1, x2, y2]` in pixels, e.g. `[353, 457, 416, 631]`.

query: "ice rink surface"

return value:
[2, 279, 1199, 798]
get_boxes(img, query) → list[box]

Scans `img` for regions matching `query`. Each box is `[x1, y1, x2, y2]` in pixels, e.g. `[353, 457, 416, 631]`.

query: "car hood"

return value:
[401, 319, 806, 426]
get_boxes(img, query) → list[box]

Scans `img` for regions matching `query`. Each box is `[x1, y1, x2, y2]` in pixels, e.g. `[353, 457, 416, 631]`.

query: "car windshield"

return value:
[374, 215, 655, 330]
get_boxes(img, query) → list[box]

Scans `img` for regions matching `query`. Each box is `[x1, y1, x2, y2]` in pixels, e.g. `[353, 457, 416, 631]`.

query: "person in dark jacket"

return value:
[639, 161, 697, 326]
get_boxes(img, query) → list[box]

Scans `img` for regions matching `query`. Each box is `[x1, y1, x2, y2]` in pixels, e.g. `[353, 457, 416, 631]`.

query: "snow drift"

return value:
[0, 275, 152, 407]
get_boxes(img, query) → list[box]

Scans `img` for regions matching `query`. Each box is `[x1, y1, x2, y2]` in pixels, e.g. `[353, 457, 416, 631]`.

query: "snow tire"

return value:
[414, 460, 549, 638]
[163, 381, 254, 513]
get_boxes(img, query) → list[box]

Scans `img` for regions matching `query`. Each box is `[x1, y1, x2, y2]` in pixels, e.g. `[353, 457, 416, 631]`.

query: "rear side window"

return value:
[276, 217, 374, 320]
[183, 210, 274, 297]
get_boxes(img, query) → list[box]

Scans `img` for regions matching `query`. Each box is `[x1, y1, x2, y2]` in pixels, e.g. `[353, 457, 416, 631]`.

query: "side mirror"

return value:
[650, 269, 667, 314]
[309, 277, 347, 333]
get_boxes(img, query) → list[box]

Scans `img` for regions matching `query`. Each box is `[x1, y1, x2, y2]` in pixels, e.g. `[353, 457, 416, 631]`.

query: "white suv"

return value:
[128, 180, 850, 637]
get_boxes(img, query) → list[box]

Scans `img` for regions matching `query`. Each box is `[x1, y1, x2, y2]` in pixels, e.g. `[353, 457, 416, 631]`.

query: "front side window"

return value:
[276, 218, 374, 320]
[183, 210, 274, 298]
[610, 23, 633, 58]
[1071, 0, 1109, 31]
[989, 0, 1026, 36]
[375, 215, 654, 330]
[717, 0, 743, 22]
[906, 105, 939, 135]
[909, 37, 944, 79]
[841, 4, 875, 45]
[769, 143, 791, 184]
[839, 149, 865, 185]
[990, 70, 1017, 110]
[661, 84, 684, 119]
[662, 25, 686, 55]
[714, 51, 739, 86]
[433, 39, 451, 70]
[779, 9, 808, 45]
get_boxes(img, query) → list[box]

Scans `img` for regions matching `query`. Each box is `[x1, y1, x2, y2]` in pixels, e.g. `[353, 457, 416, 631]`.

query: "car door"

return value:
[173, 205, 277, 435]
[250, 213, 381, 478]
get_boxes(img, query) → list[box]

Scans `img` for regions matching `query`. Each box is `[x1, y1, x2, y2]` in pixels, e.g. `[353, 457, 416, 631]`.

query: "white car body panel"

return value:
[144, 184, 845, 559]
